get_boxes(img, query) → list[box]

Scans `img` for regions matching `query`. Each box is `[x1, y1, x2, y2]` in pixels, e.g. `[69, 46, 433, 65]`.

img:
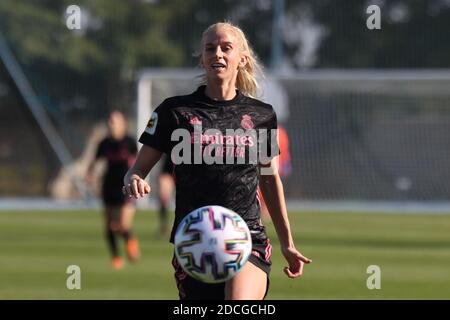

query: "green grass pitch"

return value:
[1, 209, 449, 299]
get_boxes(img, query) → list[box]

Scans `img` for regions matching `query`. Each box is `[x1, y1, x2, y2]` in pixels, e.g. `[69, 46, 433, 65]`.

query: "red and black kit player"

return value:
[88, 111, 140, 269]
[157, 154, 175, 238]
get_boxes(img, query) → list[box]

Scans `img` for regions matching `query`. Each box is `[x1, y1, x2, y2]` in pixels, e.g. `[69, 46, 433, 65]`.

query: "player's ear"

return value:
[238, 53, 248, 69]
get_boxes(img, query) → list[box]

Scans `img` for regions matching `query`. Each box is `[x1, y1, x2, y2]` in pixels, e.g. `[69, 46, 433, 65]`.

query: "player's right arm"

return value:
[125, 100, 175, 199]
[123, 145, 163, 199]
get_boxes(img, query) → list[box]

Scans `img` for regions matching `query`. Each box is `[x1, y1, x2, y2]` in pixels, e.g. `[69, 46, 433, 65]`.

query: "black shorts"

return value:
[102, 179, 134, 206]
[172, 238, 272, 300]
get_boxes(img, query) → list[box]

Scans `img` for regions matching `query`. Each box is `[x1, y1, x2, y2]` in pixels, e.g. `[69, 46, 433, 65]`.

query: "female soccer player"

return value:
[157, 154, 175, 239]
[87, 111, 140, 269]
[123, 22, 311, 299]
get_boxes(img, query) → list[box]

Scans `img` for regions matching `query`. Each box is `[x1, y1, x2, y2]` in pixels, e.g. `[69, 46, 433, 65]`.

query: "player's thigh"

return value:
[159, 174, 174, 200]
[224, 261, 267, 300]
[105, 206, 121, 230]
[120, 203, 135, 230]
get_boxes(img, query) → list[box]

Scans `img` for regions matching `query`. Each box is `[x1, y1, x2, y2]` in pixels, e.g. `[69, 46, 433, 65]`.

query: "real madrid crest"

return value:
[240, 114, 254, 130]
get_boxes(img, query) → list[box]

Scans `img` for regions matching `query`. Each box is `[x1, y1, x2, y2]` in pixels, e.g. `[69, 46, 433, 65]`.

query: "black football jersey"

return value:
[139, 85, 279, 242]
[96, 136, 137, 186]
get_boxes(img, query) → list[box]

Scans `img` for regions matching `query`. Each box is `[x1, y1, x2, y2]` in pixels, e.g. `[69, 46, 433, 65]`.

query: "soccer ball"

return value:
[174, 205, 252, 283]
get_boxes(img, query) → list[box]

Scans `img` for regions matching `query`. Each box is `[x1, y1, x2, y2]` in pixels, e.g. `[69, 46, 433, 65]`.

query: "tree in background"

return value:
[1, 0, 449, 155]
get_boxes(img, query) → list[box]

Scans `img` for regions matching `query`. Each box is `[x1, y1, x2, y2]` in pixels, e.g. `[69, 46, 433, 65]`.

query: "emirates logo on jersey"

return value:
[189, 116, 202, 125]
[241, 114, 253, 130]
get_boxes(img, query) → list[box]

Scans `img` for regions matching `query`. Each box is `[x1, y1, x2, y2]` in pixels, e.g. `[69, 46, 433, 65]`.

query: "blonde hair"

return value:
[198, 22, 263, 98]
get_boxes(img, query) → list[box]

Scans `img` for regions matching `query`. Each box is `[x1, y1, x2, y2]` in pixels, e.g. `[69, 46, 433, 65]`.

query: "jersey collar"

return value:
[194, 85, 243, 106]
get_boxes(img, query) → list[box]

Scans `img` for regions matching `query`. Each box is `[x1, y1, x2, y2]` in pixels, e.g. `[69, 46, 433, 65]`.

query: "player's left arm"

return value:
[85, 140, 105, 186]
[258, 157, 312, 278]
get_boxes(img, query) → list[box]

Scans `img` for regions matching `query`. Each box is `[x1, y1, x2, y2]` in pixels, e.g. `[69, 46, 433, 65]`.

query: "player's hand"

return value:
[122, 174, 151, 199]
[281, 246, 312, 278]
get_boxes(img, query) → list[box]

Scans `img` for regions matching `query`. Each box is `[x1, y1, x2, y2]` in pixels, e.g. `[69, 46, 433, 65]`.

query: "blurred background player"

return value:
[259, 124, 292, 220]
[86, 110, 140, 269]
[157, 154, 175, 239]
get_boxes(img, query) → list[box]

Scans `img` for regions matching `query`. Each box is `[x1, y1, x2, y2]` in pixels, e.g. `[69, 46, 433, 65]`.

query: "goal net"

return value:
[136, 69, 450, 210]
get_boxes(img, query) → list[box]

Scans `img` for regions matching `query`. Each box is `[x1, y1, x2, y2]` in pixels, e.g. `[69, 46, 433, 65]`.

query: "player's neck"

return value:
[204, 81, 237, 101]
[111, 132, 125, 140]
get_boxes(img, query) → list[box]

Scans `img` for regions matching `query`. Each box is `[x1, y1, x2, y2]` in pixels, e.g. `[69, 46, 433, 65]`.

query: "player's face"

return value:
[201, 27, 246, 83]
[108, 112, 126, 139]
